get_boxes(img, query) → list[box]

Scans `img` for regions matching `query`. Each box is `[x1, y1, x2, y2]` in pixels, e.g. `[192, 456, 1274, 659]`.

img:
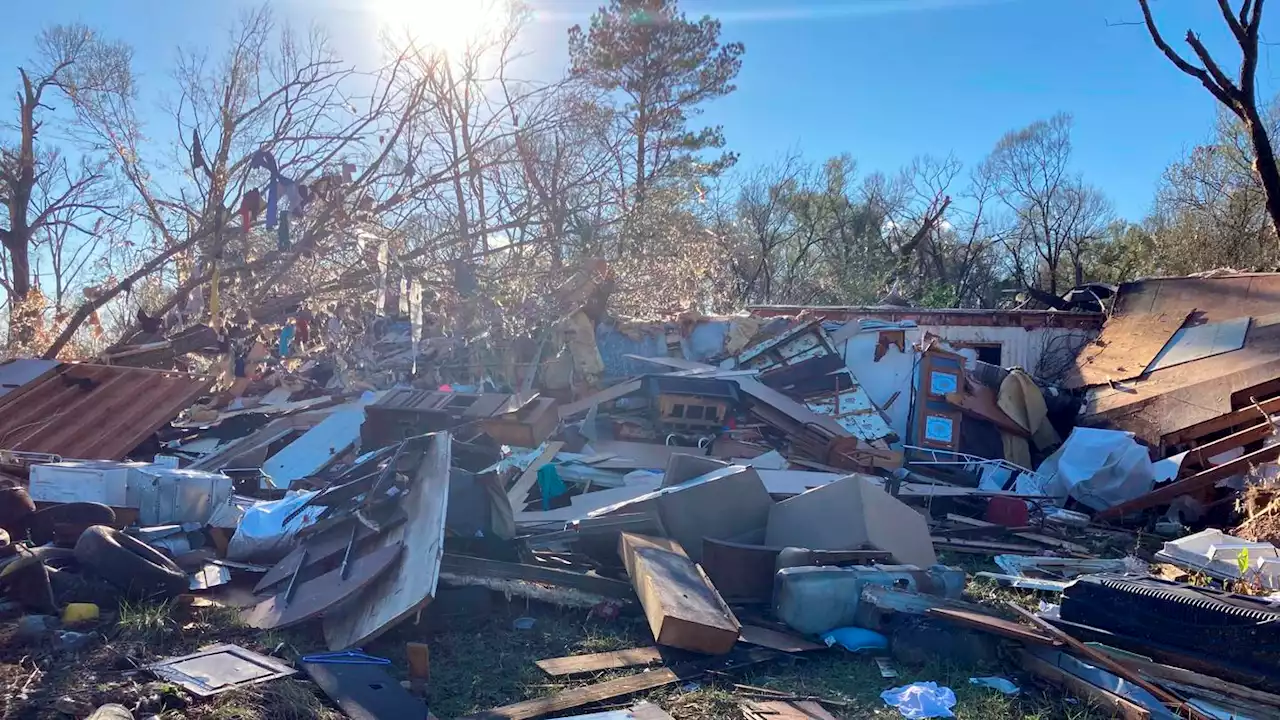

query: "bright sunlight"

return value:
[367, 0, 514, 60]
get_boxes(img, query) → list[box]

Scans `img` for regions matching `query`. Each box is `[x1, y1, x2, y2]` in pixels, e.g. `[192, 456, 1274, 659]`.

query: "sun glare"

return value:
[368, 0, 513, 60]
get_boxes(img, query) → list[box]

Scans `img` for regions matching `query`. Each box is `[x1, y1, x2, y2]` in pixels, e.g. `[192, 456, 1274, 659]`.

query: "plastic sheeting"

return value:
[226, 490, 321, 561]
[1036, 427, 1155, 511]
[880, 682, 956, 719]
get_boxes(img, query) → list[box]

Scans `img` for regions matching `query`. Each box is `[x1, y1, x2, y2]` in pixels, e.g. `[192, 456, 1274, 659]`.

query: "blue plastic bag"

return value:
[821, 627, 888, 652]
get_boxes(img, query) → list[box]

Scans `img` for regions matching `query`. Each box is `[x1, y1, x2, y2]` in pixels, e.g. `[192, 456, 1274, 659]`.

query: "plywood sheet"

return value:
[1065, 309, 1191, 389]
[323, 434, 450, 650]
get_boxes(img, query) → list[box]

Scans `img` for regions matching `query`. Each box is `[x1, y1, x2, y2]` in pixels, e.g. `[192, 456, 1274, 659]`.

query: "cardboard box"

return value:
[597, 464, 773, 562]
[619, 532, 740, 655]
[765, 474, 937, 567]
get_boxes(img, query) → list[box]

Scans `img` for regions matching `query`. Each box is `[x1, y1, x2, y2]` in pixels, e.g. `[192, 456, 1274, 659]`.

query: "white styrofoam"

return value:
[1156, 528, 1280, 590]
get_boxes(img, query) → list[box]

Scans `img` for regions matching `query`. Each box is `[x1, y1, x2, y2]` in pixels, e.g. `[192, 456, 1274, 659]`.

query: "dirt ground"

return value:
[0, 585, 1108, 720]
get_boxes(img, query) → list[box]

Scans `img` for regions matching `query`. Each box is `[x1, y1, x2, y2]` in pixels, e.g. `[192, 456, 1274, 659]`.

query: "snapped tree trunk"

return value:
[1245, 112, 1280, 246]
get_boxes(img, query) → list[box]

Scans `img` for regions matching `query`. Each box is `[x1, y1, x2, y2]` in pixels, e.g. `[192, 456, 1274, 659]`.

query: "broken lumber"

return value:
[926, 608, 1060, 646]
[535, 647, 663, 677]
[1019, 651, 1151, 720]
[1180, 420, 1274, 473]
[740, 700, 838, 720]
[1098, 441, 1280, 519]
[619, 532, 741, 655]
[944, 514, 1090, 555]
[507, 442, 565, 511]
[1162, 395, 1280, 449]
[464, 648, 775, 720]
[1006, 603, 1209, 720]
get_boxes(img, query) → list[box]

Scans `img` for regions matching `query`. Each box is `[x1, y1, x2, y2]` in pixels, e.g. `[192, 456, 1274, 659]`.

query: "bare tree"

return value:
[0, 24, 131, 350]
[985, 113, 1112, 296]
[41, 8, 451, 358]
[1137, 0, 1280, 247]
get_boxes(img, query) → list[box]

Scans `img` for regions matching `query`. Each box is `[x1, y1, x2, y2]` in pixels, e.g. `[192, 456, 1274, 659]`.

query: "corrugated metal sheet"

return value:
[0, 363, 214, 459]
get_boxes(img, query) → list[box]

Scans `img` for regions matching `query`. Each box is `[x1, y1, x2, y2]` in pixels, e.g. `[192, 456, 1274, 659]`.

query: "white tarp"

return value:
[1036, 427, 1155, 511]
[226, 490, 320, 561]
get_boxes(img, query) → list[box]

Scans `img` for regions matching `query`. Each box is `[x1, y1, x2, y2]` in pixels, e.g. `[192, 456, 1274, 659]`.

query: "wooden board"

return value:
[535, 647, 662, 677]
[464, 648, 776, 720]
[242, 543, 403, 630]
[1065, 310, 1192, 389]
[558, 380, 643, 419]
[551, 703, 676, 720]
[303, 659, 431, 720]
[322, 434, 450, 651]
[1162, 395, 1280, 449]
[1180, 420, 1273, 473]
[741, 700, 838, 720]
[931, 538, 1043, 555]
[1019, 651, 1150, 720]
[926, 608, 1060, 646]
[1006, 603, 1198, 716]
[620, 533, 740, 655]
[944, 514, 1090, 555]
[738, 625, 825, 653]
[1100, 650, 1280, 710]
[468, 667, 680, 720]
[506, 442, 564, 512]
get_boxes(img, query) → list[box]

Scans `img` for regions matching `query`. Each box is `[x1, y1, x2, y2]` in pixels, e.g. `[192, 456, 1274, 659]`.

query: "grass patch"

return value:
[116, 600, 179, 646]
[200, 679, 342, 720]
[378, 598, 1107, 720]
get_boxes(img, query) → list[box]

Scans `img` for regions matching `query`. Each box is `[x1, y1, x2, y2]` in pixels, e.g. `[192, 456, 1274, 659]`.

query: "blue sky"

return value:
[2, 0, 1275, 220]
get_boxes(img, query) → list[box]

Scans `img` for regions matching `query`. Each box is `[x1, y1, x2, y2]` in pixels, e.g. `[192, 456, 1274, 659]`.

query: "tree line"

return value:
[0, 0, 1276, 361]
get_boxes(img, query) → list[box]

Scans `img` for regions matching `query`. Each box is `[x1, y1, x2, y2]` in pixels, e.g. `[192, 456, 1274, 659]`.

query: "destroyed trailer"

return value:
[0, 277, 1277, 719]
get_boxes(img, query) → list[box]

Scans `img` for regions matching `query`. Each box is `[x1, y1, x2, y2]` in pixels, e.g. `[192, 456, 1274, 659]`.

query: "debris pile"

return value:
[2, 273, 1280, 718]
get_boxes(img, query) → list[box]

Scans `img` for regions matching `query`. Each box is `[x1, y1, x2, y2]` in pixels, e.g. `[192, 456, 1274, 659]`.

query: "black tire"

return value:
[74, 525, 187, 599]
[29, 502, 116, 546]
[0, 486, 35, 539]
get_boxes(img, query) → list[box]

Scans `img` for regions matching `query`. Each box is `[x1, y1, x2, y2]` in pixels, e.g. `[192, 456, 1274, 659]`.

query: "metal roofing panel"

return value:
[0, 363, 214, 459]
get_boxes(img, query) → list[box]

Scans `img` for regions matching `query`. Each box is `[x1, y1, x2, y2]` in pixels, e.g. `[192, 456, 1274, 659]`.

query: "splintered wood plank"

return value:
[466, 668, 681, 719]
[926, 608, 1060, 646]
[741, 700, 838, 720]
[506, 442, 565, 511]
[1064, 309, 1192, 389]
[1021, 652, 1150, 720]
[465, 649, 776, 720]
[535, 647, 663, 677]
